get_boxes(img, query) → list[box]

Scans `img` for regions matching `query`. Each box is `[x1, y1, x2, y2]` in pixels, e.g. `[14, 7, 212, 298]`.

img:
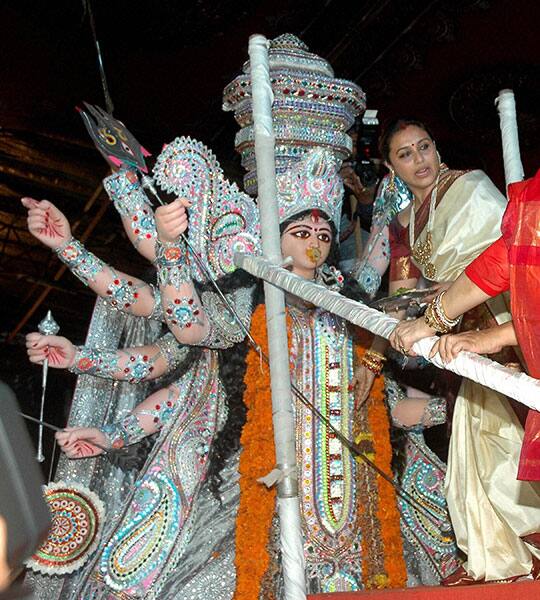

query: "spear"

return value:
[35, 311, 59, 463]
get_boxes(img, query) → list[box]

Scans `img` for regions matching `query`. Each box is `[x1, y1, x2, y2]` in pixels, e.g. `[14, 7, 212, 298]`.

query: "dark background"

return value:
[0, 0, 538, 465]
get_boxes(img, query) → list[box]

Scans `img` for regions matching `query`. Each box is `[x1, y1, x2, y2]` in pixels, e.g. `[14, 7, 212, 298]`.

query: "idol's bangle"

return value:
[54, 237, 106, 285]
[100, 413, 147, 450]
[154, 239, 191, 288]
[360, 349, 386, 375]
[103, 169, 153, 217]
[68, 345, 119, 379]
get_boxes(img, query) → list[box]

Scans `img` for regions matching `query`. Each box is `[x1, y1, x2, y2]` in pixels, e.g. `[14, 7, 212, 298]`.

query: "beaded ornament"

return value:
[153, 136, 261, 282]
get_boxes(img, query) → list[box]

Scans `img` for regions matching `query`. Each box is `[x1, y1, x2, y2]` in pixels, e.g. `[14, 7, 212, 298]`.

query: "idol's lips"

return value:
[306, 247, 321, 263]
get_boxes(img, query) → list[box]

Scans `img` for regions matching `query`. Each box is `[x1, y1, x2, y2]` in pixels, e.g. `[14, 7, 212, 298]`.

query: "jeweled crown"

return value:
[223, 34, 366, 199]
[277, 147, 343, 228]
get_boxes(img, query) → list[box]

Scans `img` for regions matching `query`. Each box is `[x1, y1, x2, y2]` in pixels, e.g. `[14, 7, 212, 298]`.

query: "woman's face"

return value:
[281, 214, 333, 278]
[386, 125, 440, 197]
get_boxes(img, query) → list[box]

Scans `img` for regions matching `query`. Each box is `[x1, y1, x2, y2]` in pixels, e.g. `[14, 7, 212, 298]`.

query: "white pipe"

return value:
[235, 253, 540, 410]
[248, 34, 306, 600]
[495, 89, 524, 186]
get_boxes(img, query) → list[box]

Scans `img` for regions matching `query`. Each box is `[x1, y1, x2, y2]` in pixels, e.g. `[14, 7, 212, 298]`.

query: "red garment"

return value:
[464, 169, 540, 480]
[389, 219, 421, 282]
[465, 237, 509, 296]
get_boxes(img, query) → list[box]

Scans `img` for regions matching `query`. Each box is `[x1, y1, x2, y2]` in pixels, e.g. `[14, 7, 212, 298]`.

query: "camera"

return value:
[353, 109, 379, 187]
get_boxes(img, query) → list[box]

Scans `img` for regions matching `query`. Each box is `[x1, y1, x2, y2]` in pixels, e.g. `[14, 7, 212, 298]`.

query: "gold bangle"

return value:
[361, 354, 384, 375]
[434, 290, 460, 329]
[424, 301, 450, 333]
[365, 349, 387, 362]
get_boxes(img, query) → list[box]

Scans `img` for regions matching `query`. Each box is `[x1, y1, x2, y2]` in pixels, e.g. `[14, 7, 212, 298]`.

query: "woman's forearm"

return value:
[441, 272, 491, 319]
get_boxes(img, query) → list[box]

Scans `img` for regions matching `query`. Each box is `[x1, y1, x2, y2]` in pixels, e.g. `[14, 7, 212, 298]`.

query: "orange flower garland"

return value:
[234, 313, 407, 598]
[354, 329, 407, 589]
[234, 304, 276, 600]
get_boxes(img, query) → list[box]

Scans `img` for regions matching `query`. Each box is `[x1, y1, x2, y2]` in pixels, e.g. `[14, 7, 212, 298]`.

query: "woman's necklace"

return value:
[408, 166, 447, 280]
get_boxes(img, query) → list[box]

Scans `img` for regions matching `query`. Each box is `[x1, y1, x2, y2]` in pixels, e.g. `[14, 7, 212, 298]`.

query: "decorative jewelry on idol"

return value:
[103, 168, 153, 218]
[69, 346, 120, 378]
[164, 296, 203, 329]
[105, 275, 146, 311]
[55, 237, 106, 285]
[152, 136, 262, 281]
[361, 349, 387, 375]
[408, 166, 448, 281]
[223, 34, 365, 216]
[424, 290, 460, 334]
[276, 148, 344, 229]
[154, 238, 190, 288]
[100, 412, 147, 449]
[26, 481, 105, 575]
[315, 263, 344, 291]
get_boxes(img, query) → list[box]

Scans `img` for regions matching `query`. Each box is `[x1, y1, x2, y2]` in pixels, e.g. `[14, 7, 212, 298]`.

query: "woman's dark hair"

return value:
[378, 118, 435, 164]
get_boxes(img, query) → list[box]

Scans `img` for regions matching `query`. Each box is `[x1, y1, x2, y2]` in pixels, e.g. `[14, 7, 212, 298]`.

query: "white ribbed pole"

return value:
[495, 89, 524, 186]
[235, 253, 540, 410]
[248, 34, 306, 600]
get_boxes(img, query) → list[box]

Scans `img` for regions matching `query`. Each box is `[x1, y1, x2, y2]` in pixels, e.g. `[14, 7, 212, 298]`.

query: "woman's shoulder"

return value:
[444, 168, 505, 202]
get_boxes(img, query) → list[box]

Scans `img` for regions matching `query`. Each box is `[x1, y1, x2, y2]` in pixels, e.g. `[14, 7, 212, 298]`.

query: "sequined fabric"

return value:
[385, 379, 460, 584]
[26, 298, 162, 600]
[288, 307, 364, 592]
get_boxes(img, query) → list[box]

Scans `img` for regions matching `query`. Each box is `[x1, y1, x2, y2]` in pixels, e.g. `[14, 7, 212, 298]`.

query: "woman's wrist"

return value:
[424, 290, 460, 334]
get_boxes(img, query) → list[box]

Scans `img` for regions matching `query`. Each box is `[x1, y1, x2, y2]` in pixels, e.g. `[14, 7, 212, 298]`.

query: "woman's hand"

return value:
[353, 364, 376, 408]
[340, 164, 374, 205]
[22, 197, 71, 249]
[155, 198, 191, 243]
[429, 328, 506, 363]
[389, 317, 436, 355]
[56, 427, 108, 459]
[26, 333, 76, 369]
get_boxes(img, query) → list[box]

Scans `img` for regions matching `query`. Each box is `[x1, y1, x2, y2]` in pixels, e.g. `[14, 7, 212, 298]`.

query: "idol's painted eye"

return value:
[290, 229, 311, 239]
[317, 233, 331, 243]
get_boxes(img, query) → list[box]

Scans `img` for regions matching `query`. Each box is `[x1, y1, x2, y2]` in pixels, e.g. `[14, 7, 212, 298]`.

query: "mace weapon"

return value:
[36, 310, 59, 462]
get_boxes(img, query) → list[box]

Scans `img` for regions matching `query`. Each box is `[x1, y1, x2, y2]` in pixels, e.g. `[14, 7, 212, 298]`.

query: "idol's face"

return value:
[386, 125, 440, 198]
[281, 214, 333, 278]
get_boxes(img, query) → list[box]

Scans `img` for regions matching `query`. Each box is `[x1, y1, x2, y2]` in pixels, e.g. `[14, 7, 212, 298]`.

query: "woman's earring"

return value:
[436, 150, 442, 164]
[387, 168, 397, 194]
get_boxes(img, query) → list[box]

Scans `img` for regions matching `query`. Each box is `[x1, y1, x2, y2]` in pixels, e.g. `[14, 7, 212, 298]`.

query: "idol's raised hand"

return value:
[155, 198, 192, 243]
[26, 332, 76, 369]
[21, 197, 71, 250]
[56, 427, 109, 459]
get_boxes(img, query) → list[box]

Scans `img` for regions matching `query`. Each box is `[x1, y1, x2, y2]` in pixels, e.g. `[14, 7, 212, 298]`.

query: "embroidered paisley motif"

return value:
[101, 472, 180, 594]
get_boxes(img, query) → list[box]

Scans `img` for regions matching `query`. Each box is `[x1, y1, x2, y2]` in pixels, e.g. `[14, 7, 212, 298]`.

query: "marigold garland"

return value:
[234, 312, 407, 598]
[234, 304, 276, 600]
[354, 329, 407, 589]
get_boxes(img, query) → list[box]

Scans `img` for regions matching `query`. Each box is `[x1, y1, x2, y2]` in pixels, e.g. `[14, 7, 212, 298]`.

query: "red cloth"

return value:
[464, 169, 540, 480]
[389, 219, 421, 282]
[465, 237, 509, 297]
